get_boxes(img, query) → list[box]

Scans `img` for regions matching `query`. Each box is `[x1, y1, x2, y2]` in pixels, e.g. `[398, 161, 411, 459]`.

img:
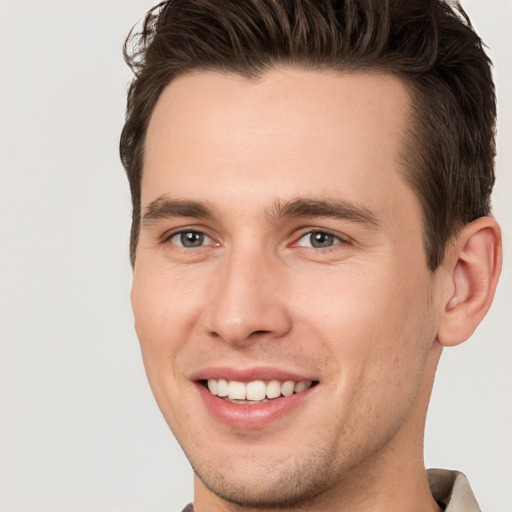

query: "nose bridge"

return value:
[205, 241, 290, 345]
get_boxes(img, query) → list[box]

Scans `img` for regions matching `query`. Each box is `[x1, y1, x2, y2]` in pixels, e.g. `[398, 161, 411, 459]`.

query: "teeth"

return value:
[217, 379, 228, 397]
[227, 381, 246, 400]
[207, 379, 218, 395]
[246, 380, 266, 401]
[206, 378, 313, 401]
[266, 379, 281, 399]
[294, 380, 312, 393]
[281, 380, 295, 397]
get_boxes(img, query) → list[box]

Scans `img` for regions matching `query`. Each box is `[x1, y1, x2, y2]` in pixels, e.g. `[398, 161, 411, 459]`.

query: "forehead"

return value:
[143, 68, 416, 223]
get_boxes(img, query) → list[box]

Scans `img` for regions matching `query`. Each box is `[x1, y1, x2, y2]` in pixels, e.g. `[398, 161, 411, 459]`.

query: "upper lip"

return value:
[189, 366, 319, 383]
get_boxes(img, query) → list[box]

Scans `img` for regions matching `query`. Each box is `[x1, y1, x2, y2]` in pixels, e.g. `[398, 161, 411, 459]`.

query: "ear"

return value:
[437, 217, 502, 347]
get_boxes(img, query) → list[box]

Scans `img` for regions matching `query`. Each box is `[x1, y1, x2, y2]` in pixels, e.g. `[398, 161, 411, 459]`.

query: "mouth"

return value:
[193, 369, 320, 429]
[200, 378, 317, 404]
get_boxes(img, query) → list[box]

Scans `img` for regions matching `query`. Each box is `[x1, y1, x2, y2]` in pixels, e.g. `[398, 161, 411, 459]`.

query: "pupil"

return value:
[311, 232, 333, 248]
[181, 231, 204, 247]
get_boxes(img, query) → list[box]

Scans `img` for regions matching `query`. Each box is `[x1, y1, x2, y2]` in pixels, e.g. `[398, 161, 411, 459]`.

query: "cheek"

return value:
[130, 265, 207, 424]
[131, 263, 203, 371]
[320, 266, 435, 428]
[295, 261, 435, 380]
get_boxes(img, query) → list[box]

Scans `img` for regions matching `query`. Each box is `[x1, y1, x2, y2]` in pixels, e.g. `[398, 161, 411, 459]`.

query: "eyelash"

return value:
[293, 229, 350, 250]
[161, 228, 351, 252]
[163, 229, 216, 249]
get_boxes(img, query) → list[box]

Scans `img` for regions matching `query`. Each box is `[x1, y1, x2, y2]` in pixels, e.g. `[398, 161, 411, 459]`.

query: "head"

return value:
[120, 0, 501, 508]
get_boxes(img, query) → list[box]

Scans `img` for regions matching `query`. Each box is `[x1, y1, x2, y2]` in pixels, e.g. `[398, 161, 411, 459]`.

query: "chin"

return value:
[189, 444, 341, 507]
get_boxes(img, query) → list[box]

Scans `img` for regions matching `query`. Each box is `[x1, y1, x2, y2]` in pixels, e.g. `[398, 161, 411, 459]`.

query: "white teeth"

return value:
[294, 380, 312, 393]
[266, 380, 281, 399]
[205, 378, 313, 401]
[246, 380, 266, 401]
[281, 380, 295, 397]
[217, 379, 228, 397]
[227, 380, 246, 400]
[207, 379, 218, 395]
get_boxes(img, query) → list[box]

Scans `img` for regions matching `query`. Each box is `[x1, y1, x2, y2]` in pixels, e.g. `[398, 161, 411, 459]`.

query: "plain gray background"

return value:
[0, 1, 510, 511]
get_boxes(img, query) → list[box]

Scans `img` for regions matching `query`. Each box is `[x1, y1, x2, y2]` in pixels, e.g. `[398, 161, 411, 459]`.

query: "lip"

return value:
[191, 367, 319, 430]
[190, 366, 318, 383]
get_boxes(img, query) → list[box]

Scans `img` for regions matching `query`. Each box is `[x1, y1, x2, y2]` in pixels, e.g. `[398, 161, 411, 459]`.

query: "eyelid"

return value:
[171, 232, 212, 247]
[160, 225, 219, 247]
[158, 225, 351, 250]
[292, 228, 352, 248]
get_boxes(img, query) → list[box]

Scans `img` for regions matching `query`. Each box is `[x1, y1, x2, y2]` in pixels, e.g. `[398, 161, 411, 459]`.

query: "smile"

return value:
[205, 378, 314, 404]
[194, 370, 319, 429]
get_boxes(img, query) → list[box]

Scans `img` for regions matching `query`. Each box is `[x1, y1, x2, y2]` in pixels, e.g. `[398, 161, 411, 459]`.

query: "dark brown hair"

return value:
[120, 0, 496, 270]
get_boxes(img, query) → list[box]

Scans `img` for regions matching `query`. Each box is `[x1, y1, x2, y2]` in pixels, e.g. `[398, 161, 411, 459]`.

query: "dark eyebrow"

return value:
[268, 198, 380, 228]
[141, 195, 379, 229]
[141, 195, 214, 227]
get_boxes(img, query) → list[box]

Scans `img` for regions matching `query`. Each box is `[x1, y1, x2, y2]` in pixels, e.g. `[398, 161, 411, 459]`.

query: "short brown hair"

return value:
[120, 0, 496, 270]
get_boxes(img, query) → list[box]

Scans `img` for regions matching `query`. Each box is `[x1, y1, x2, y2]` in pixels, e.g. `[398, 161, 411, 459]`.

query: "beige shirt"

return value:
[428, 468, 482, 512]
[181, 469, 481, 511]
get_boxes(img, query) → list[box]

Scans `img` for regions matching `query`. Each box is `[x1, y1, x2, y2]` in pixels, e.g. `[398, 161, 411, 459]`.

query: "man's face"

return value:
[132, 69, 443, 506]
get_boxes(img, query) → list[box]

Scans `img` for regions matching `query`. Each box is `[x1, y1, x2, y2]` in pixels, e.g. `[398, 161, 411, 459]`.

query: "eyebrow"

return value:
[268, 198, 380, 228]
[141, 196, 214, 226]
[141, 195, 380, 229]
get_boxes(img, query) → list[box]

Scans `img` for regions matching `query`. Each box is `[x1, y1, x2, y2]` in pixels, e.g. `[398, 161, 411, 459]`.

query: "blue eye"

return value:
[296, 231, 340, 249]
[170, 231, 212, 248]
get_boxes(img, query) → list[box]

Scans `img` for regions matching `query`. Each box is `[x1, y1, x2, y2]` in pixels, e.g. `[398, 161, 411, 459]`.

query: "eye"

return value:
[169, 230, 213, 248]
[295, 231, 343, 249]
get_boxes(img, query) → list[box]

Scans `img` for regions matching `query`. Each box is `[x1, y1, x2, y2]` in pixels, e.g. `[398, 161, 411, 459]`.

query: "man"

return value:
[119, 0, 502, 510]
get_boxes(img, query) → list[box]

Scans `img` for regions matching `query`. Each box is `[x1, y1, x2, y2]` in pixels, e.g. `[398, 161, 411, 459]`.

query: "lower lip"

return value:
[195, 382, 316, 430]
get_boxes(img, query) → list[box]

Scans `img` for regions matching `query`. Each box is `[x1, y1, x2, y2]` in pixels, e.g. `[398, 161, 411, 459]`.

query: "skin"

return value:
[131, 68, 500, 511]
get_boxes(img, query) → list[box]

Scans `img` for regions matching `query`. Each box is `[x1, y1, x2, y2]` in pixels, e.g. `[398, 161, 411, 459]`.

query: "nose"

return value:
[203, 248, 292, 347]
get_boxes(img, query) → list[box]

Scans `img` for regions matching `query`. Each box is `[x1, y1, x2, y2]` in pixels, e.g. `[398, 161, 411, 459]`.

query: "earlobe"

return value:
[437, 217, 502, 347]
